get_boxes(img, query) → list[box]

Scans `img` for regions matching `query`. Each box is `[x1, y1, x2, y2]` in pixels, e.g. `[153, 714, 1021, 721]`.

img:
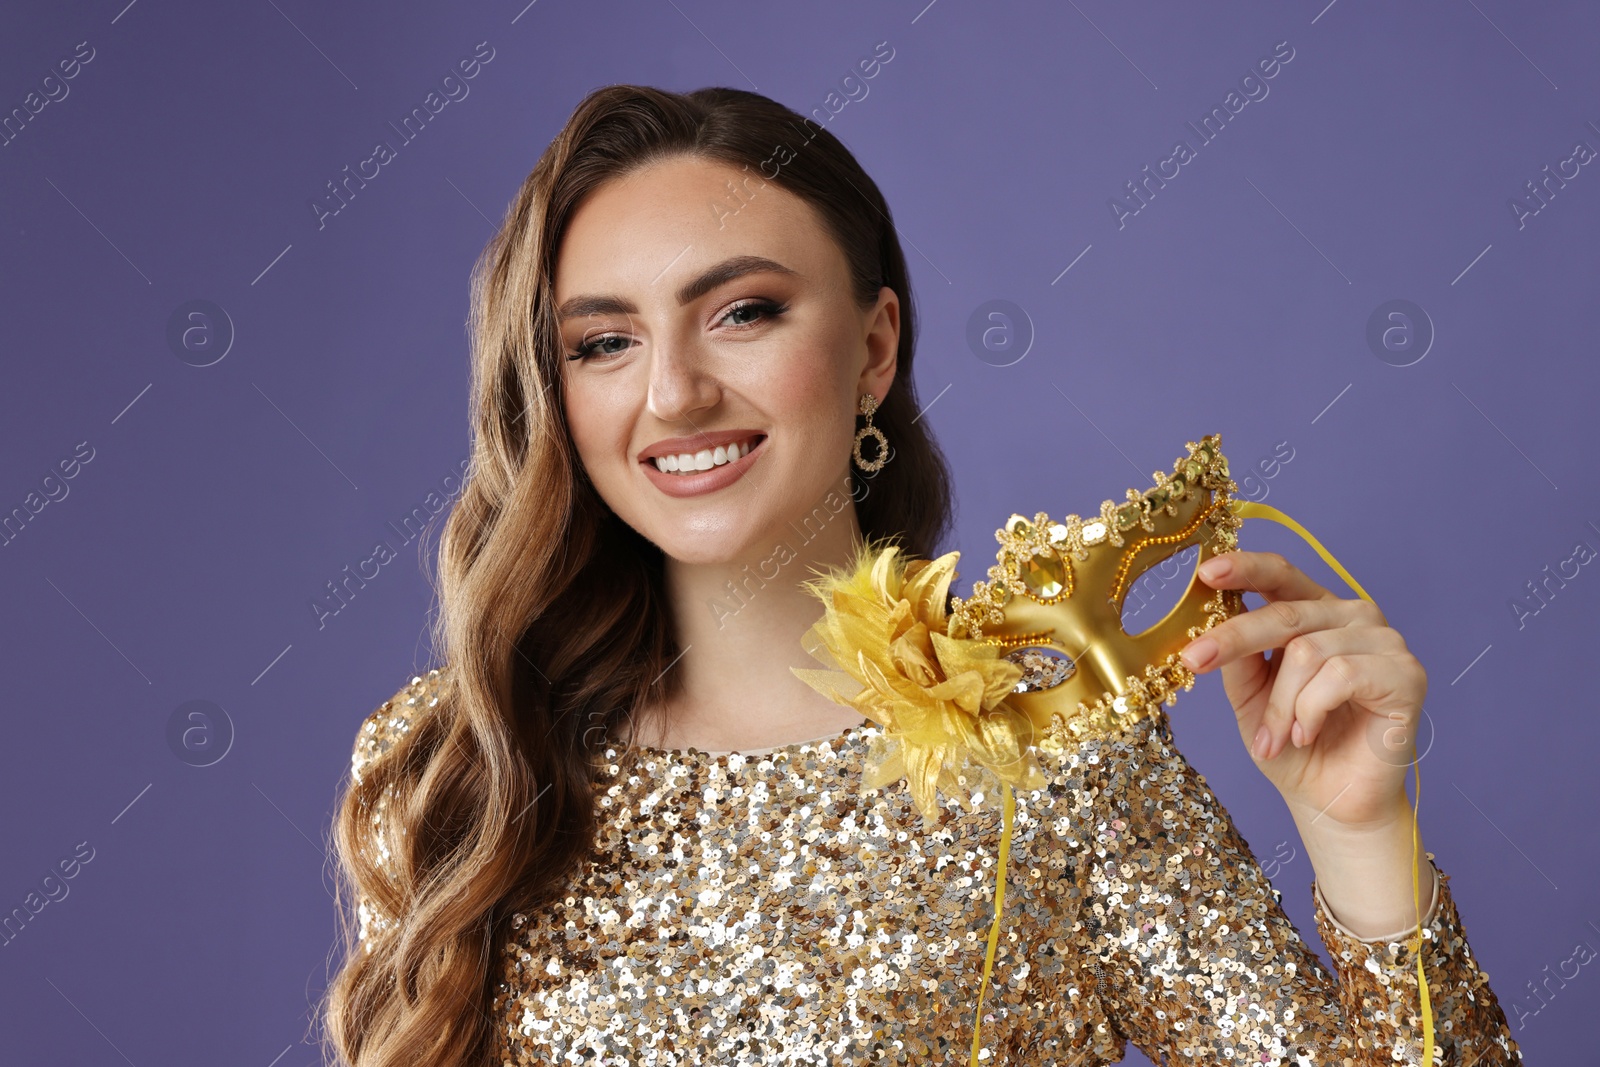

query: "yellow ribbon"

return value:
[1230, 500, 1434, 1064]
[968, 784, 1015, 1066]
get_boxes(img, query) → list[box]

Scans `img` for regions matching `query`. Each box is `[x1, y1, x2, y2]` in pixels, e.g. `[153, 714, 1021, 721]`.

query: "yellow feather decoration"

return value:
[792, 539, 1047, 819]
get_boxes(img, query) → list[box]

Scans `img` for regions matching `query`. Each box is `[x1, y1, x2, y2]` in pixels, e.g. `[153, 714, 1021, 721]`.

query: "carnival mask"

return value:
[946, 432, 1246, 751]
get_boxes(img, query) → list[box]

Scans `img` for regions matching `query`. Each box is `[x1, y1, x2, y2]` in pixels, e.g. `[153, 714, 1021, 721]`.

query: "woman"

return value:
[322, 85, 1520, 1066]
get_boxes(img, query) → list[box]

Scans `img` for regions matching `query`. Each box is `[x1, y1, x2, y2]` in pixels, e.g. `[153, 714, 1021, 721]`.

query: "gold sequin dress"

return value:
[351, 669, 1521, 1065]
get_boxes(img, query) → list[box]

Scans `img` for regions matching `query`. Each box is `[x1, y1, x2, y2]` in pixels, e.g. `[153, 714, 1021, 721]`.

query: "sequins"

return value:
[352, 670, 1521, 1065]
[349, 671, 441, 951]
[1005, 647, 1076, 692]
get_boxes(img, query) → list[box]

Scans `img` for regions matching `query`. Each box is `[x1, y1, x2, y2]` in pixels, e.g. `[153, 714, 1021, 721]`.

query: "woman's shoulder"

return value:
[350, 664, 451, 783]
[1024, 706, 1225, 844]
[1032, 705, 1186, 791]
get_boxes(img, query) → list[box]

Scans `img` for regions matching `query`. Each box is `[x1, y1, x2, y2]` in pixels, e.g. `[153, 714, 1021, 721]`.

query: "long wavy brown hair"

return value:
[320, 84, 955, 1067]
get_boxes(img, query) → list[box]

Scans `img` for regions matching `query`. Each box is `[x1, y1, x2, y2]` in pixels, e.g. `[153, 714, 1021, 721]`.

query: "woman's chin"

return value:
[643, 510, 798, 570]
[651, 532, 763, 568]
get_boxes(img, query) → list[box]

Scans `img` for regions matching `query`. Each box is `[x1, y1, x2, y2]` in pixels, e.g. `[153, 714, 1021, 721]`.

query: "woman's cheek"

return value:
[563, 385, 622, 479]
[762, 343, 848, 423]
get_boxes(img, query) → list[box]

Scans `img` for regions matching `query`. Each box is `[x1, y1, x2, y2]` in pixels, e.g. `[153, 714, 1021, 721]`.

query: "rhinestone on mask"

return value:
[1020, 547, 1068, 599]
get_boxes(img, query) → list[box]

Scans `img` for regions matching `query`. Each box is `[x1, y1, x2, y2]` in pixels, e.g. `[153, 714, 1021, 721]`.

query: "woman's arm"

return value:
[344, 672, 432, 952]
[1058, 712, 1521, 1065]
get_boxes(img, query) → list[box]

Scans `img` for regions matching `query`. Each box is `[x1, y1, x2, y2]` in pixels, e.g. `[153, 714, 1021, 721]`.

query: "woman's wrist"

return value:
[1289, 795, 1434, 940]
[1316, 862, 1440, 943]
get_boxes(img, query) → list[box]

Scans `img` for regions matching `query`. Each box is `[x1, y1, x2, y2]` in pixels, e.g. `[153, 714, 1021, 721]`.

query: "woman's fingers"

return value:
[1256, 628, 1408, 760]
[1177, 549, 1419, 765]
[1195, 549, 1338, 605]
[1181, 595, 1387, 674]
[1296, 651, 1420, 752]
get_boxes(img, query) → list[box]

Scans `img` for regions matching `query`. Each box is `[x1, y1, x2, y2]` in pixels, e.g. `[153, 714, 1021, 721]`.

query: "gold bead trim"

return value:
[978, 627, 1058, 651]
[1108, 497, 1228, 605]
[948, 434, 1237, 642]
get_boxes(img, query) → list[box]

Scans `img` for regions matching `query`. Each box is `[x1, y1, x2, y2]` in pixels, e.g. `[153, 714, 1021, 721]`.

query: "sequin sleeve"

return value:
[1067, 713, 1522, 1065]
[347, 672, 434, 953]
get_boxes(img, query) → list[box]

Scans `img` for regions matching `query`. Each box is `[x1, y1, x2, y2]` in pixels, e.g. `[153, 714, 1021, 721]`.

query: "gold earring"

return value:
[852, 393, 889, 473]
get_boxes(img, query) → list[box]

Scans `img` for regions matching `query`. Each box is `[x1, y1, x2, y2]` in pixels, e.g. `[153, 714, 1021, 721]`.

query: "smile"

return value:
[650, 434, 762, 474]
[640, 434, 766, 498]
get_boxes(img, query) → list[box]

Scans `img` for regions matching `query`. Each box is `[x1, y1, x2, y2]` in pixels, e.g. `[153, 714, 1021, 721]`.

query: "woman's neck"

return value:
[629, 501, 871, 754]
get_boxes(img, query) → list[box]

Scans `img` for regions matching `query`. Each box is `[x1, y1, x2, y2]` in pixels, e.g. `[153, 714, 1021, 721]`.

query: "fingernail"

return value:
[1181, 636, 1217, 669]
[1252, 724, 1271, 760]
[1200, 557, 1231, 581]
[1291, 721, 1305, 748]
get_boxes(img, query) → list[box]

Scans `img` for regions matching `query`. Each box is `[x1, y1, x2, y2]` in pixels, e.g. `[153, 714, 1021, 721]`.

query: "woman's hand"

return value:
[1178, 550, 1425, 831]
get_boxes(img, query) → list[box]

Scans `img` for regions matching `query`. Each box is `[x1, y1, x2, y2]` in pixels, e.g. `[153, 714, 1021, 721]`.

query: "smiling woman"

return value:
[553, 153, 903, 589]
[320, 85, 1520, 1067]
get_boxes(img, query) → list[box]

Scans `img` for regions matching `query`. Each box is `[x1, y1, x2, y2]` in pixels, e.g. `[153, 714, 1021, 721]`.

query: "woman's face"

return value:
[555, 154, 898, 565]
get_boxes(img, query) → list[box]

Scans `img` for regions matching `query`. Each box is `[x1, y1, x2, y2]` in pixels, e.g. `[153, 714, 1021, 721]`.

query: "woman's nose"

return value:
[645, 339, 722, 423]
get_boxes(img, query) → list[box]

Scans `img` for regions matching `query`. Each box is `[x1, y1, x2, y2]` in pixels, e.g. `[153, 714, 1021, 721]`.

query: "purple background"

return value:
[2, 1, 1594, 1062]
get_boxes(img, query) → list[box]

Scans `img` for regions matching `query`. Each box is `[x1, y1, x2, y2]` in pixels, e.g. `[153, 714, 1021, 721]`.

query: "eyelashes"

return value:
[565, 298, 791, 362]
[567, 333, 630, 363]
[721, 297, 790, 329]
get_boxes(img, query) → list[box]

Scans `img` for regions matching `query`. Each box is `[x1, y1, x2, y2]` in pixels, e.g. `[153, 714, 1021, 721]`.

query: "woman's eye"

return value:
[720, 298, 789, 328]
[567, 334, 632, 362]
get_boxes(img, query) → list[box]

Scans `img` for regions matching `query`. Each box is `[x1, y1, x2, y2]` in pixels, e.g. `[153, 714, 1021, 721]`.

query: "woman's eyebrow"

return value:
[557, 255, 800, 322]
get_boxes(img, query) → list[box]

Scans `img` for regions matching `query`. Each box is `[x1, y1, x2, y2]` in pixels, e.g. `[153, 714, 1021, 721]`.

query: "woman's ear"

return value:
[858, 285, 900, 399]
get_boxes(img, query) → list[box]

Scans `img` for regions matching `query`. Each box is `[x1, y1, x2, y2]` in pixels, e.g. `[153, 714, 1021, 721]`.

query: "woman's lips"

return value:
[640, 435, 766, 498]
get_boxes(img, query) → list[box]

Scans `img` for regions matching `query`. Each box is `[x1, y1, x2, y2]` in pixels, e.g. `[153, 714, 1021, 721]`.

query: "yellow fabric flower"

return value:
[791, 539, 1047, 823]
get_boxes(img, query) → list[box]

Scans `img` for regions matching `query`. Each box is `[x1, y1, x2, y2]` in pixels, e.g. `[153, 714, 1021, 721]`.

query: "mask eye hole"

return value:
[1119, 543, 1200, 637]
[1004, 647, 1076, 692]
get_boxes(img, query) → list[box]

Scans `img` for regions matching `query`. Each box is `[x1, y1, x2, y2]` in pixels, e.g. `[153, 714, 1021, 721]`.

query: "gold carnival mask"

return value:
[945, 433, 1246, 751]
[793, 432, 1433, 1067]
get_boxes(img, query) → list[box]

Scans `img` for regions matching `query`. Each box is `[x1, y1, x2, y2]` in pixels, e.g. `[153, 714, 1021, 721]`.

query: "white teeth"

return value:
[653, 437, 759, 475]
